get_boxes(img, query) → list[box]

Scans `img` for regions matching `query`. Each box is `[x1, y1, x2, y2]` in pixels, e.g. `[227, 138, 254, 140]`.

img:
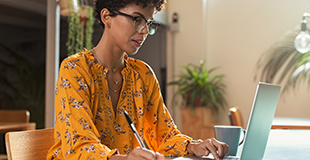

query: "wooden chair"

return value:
[5, 128, 54, 160]
[0, 110, 30, 124]
[0, 110, 31, 160]
[228, 107, 244, 128]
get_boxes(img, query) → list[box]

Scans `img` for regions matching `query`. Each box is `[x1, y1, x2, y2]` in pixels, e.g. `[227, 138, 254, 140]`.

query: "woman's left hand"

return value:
[187, 138, 229, 160]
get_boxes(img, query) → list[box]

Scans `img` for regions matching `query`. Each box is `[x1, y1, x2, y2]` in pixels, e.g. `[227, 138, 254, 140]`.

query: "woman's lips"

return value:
[132, 40, 142, 47]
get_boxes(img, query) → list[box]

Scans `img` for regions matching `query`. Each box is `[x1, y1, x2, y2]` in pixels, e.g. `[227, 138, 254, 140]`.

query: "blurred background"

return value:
[0, 0, 309, 133]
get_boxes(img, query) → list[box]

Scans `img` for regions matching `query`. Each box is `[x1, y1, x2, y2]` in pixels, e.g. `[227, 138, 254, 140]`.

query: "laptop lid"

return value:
[239, 82, 281, 160]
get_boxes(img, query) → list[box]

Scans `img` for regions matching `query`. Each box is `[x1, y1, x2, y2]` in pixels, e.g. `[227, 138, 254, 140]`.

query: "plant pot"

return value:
[79, 5, 90, 21]
[58, 0, 79, 16]
[181, 106, 215, 139]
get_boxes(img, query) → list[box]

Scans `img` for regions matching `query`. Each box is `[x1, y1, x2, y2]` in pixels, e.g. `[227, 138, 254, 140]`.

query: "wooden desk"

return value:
[165, 129, 310, 159]
[271, 117, 310, 129]
[0, 122, 36, 133]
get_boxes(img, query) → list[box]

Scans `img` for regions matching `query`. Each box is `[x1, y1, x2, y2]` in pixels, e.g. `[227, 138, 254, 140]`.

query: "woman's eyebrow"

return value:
[132, 12, 154, 21]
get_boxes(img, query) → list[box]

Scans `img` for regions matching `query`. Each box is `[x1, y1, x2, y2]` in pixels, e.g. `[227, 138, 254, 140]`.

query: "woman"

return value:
[47, 0, 228, 160]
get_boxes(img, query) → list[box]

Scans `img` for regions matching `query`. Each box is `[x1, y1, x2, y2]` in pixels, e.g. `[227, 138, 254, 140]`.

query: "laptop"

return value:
[165, 82, 281, 160]
[238, 82, 281, 160]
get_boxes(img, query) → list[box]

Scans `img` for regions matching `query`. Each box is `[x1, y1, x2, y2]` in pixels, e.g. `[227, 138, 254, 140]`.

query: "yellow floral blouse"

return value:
[47, 49, 194, 160]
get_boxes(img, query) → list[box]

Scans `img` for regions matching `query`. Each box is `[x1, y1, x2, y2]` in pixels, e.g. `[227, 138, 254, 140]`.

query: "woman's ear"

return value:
[100, 8, 112, 28]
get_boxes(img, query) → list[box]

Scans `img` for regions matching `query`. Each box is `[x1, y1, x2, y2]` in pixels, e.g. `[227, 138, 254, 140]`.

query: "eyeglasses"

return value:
[111, 11, 159, 35]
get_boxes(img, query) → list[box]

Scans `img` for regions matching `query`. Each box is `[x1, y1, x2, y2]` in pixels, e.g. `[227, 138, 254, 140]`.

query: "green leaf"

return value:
[168, 60, 227, 113]
[255, 26, 310, 92]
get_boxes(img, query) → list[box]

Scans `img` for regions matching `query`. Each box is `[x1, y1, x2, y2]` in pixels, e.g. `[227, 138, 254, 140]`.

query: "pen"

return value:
[124, 110, 147, 149]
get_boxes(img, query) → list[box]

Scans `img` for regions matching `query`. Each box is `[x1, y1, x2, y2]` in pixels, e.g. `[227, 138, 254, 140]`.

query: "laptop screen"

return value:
[240, 82, 281, 160]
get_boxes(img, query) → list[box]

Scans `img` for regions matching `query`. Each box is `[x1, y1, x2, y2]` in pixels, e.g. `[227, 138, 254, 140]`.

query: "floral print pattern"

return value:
[47, 49, 194, 160]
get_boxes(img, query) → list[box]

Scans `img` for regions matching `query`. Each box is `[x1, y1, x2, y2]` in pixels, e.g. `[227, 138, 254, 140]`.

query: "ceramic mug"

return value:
[214, 125, 246, 156]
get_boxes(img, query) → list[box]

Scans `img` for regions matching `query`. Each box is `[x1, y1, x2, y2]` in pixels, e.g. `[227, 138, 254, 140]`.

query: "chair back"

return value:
[228, 107, 244, 128]
[5, 128, 54, 160]
[0, 110, 30, 123]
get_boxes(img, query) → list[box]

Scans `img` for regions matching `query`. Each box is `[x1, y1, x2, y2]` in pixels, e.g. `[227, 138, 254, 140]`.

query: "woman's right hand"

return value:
[109, 147, 165, 160]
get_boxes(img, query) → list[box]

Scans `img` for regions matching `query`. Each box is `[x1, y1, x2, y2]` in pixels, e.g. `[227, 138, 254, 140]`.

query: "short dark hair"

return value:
[94, 0, 166, 30]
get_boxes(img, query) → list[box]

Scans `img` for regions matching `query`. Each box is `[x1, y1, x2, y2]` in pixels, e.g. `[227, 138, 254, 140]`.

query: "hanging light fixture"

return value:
[294, 12, 310, 53]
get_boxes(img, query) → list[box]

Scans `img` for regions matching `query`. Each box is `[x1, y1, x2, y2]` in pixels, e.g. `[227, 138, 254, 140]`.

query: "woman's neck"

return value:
[94, 35, 125, 72]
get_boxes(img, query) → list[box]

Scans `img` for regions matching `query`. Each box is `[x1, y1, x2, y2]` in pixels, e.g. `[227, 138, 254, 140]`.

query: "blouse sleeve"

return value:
[53, 57, 117, 159]
[143, 69, 195, 157]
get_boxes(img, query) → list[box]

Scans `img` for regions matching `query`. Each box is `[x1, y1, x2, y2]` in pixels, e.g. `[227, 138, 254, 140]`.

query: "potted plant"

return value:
[169, 60, 227, 113]
[80, 4, 95, 51]
[255, 26, 310, 92]
[58, 0, 79, 16]
[66, 10, 83, 56]
[62, 0, 95, 56]
[168, 60, 227, 139]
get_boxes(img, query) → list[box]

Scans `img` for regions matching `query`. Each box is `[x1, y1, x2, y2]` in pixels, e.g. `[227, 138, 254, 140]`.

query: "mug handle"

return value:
[238, 129, 246, 146]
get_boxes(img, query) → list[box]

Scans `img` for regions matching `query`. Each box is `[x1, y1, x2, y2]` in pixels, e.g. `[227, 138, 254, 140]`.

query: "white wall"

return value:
[166, 0, 206, 130]
[167, 0, 310, 129]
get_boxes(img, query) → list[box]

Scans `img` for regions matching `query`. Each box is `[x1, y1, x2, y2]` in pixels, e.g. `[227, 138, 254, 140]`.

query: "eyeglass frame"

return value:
[109, 10, 160, 35]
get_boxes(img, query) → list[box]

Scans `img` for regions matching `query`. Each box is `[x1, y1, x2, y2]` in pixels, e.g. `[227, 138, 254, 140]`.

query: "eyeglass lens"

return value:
[134, 17, 158, 35]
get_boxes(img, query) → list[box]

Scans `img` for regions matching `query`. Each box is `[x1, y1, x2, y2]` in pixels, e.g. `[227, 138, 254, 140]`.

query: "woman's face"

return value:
[107, 3, 155, 55]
